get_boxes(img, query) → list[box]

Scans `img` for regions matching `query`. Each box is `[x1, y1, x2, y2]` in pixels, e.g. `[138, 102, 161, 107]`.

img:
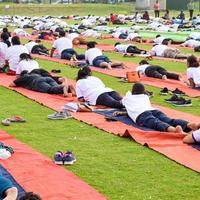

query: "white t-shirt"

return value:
[153, 36, 165, 45]
[192, 129, 200, 142]
[136, 64, 150, 74]
[187, 67, 200, 87]
[81, 30, 100, 38]
[5, 45, 29, 71]
[16, 59, 39, 75]
[181, 39, 200, 48]
[14, 28, 29, 36]
[85, 48, 102, 65]
[126, 33, 139, 40]
[67, 33, 79, 41]
[0, 42, 8, 68]
[76, 76, 113, 105]
[52, 37, 73, 56]
[151, 44, 168, 57]
[25, 41, 38, 53]
[122, 92, 155, 122]
[112, 32, 121, 39]
[114, 44, 131, 53]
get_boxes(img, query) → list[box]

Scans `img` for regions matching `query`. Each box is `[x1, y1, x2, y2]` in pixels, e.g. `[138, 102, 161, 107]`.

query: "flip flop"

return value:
[8, 116, 26, 122]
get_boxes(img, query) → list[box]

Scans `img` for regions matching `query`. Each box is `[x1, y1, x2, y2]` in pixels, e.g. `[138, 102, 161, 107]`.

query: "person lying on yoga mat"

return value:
[9, 71, 73, 97]
[76, 67, 124, 109]
[114, 42, 147, 55]
[113, 83, 199, 133]
[16, 53, 39, 77]
[50, 30, 85, 61]
[150, 44, 188, 59]
[153, 35, 183, 45]
[25, 40, 49, 55]
[184, 55, 200, 88]
[5, 36, 29, 75]
[0, 176, 18, 200]
[136, 60, 181, 80]
[85, 42, 124, 69]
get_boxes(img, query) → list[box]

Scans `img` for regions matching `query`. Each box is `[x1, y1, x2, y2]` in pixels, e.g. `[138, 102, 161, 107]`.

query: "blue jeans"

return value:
[93, 55, 110, 67]
[136, 110, 189, 132]
[61, 48, 85, 60]
[96, 91, 124, 108]
[119, 33, 128, 39]
[31, 77, 63, 94]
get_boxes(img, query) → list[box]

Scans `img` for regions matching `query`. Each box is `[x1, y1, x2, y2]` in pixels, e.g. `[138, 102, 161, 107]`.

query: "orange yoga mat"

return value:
[1, 74, 200, 173]
[0, 130, 106, 200]
[32, 54, 200, 97]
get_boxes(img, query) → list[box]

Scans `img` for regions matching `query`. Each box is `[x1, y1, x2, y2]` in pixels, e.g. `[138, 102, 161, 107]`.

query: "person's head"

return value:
[165, 9, 169, 14]
[187, 55, 199, 68]
[139, 59, 149, 65]
[155, 34, 161, 38]
[144, 11, 148, 14]
[19, 192, 42, 200]
[3, 27, 9, 33]
[87, 41, 97, 49]
[162, 39, 169, 45]
[131, 82, 145, 95]
[114, 42, 120, 46]
[1, 32, 9, 41]
[11, 36, 21, 45]
[59, 30, 65, 37]
[156, 0, 158, 3]
[20, 70, 28, 76]
[76, 67, 92, 81]
[20, 53, 33, 61]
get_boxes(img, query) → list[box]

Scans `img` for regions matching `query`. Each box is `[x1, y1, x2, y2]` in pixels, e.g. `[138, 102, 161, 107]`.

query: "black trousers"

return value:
[96, 91, 124, 109]
[145, 66, 179, 80]
[126, 46, 146, 54]
[189, 10, 194, 20]
[154, 10, 160, 18]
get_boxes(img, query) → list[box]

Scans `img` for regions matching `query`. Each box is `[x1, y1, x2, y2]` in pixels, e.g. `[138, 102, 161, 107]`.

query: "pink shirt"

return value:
[154, 3, 160, 11]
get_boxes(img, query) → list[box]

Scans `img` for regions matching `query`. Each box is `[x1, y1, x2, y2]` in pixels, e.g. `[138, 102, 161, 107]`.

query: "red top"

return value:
[110, 14, 117, 22]
[154, 2, 160, 11]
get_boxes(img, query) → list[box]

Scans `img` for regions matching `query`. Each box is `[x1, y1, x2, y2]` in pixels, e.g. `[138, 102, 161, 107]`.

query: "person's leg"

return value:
[96, 92, 124, 109]
[108, 91, 122, 101]
[61, 49, 74, 60]
[45, 77, 59, 87]
[32, 78, 51, 93]
[157, 68, 180, 80]
[145, 66, 163, 79]
[183, 129, 200, 144]
[136, 110, 181, 132]
[175, 53, 188, 59]
[126, 46, 145, 54]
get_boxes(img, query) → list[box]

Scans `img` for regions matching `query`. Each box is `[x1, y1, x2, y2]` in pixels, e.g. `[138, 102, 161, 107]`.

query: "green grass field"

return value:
[2, 3, 200, 200]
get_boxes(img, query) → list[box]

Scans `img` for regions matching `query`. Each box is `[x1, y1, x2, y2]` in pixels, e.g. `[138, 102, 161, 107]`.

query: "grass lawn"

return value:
[2, 3, 200, 200]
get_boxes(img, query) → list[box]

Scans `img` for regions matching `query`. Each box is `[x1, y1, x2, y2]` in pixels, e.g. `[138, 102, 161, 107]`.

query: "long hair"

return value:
[76, 67, 92, 81]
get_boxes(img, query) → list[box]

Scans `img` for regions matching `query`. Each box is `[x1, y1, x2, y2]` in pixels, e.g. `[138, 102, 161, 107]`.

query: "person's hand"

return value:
[113, 111, 124, 117]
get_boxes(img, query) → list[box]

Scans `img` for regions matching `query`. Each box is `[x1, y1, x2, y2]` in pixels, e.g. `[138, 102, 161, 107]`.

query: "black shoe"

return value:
[172, 88, 185, 95]
[171, 98, 192, 107]
[160, 87, 169, 95]
[145, 90, 154, 97]
[164, 94, 179, 103]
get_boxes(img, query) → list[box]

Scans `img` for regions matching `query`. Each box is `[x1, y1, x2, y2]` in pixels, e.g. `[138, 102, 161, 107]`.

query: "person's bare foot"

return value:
[187, 122, 200, 131]
[162, 75, 167, 80]
[175, 125, 184, 133]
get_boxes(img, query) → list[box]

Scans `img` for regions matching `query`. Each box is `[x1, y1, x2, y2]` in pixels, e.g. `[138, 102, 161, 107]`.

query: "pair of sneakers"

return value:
[165, 94, 192, 107]
[54, 151, 76, 165]
[160, 87, 186, 96]
[1, 116, 26, 126]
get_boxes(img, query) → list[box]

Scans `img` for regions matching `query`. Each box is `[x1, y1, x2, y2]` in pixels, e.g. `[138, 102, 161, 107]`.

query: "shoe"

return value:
[172, 88, 186, 96]
[54, 151, 64, 165]
[164, 94, 180, 103]
[160, 87, 169, 95]
[8, 116, 26, 122]
[63, 151, 76, 165]
[48, 111, 72, 120]
[171, 98, 192, 107]
[145, 90, 154, 97]
[1, 119, 11, 126]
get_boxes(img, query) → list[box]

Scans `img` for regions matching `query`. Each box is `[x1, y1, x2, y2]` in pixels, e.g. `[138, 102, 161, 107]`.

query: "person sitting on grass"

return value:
[0, 176, 18, 200]
[114, 82, 199, 133]
[76, 67, 124, 108]
[16, 53, 39, 77]
[136, 60, 181, 80]
[5, 36, 29, 75]
[185, 55, 200, 88]
[9, 71, 74, 97]
[85, 41, 124, 69]
[50, 30, 85, 61]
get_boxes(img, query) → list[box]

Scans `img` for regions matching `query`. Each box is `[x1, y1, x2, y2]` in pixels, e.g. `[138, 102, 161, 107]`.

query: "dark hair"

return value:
[156, 34, 161, 38]
[187, 55, 199, 68]
[11, 36, 21, 45]
[139, 60, 149, 65]
[3, 27, 8, 33]
[131, 82, 145, 95]
[162, 39, 169, 45]
[87, 41, 97, 49]
[1, 32, 9, 41]
[19, 192, 42, 200]
[20, 53, 33, 61]
[59, 30, 65, 37]
[76, 67, 92, 81]
[114, 42, 120, 46]
[20, 70, 28, 76]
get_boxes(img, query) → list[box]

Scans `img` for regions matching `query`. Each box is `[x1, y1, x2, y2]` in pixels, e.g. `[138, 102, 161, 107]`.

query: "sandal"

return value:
[8, 116, 26, 122]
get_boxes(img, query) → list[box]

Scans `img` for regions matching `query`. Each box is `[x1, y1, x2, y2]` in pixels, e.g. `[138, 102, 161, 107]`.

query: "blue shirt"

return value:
[0, 176, 13, 199]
